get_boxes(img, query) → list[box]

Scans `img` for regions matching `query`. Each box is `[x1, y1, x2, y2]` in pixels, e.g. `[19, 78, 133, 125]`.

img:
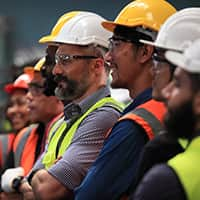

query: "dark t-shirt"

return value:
[132, 164, 187, 200]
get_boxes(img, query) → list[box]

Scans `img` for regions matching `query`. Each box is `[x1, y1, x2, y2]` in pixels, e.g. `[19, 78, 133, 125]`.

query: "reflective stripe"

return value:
[14, 125, 37, 166]
[133, 108, 164, 137]
[119, 100, 166, 139]
[0, 135, 9, 165]
[0, 134, 15, 166]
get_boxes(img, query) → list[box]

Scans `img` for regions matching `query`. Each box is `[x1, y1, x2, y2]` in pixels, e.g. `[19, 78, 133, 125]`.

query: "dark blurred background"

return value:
[0, 0, 199, 131]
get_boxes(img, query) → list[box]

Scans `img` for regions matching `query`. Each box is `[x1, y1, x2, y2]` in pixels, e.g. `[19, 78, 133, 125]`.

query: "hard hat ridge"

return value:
[165, 39, 200, 74]
[102, 0, 176, 34]
[140, 8, 200, 52]
[39, 11, 111, 48]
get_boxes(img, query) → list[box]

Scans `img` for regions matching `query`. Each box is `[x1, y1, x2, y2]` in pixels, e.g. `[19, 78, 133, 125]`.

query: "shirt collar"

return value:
[64, 86, 111, 120]
[122, 88, 152, 114]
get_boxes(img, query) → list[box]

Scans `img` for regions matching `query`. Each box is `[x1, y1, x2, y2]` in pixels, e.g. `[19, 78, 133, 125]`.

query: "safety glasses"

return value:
[108, 36, 140, 52]
[55, 54, 98, 66]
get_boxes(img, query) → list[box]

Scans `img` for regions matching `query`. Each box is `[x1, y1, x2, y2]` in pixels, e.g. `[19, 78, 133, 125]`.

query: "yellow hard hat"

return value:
[34, 57, 45, 71]
[39, 11, 81, 43]
[24, 57, 45, 76]
[102, 0, 176, 32]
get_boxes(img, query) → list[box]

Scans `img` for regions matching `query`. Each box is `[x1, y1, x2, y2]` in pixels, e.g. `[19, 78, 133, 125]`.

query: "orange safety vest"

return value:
[118, 100, 166, 200]
[118, 99, 166, 139]
[0, 133, 15, 168]
[13, 113, 64, 176]
[13, 125, 38, 175]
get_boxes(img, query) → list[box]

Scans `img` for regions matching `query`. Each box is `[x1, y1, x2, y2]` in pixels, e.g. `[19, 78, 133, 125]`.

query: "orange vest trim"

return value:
[21, 127, 38, 175]
[13, 127, 30, 152]
[44, 112, 64, 144]
[13, 126, 38, 176]
[119, 100, 166, 139]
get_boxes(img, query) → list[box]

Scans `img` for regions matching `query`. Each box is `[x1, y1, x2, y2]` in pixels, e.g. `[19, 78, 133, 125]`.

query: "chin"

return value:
[111, 81, 124, 89]
[152, 91, 163, 102]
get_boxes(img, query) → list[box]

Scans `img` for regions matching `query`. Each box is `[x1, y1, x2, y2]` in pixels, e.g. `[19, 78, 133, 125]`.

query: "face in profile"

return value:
[7, 89, 30, 132]
[27, 72, 63, 123]
[151, 50, 174, 101]
[53, 44, 93, 103]
[163, 68, 196, 139]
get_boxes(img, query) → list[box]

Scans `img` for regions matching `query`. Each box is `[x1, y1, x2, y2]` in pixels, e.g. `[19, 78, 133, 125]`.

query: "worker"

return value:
[0, 72, 33, 173]
[1, 57, 63, 199]
[134, 38, 200, 200]
[130, 7, 200, 192]
[75, 0, 176, 199]
[20, 11, 123, 200]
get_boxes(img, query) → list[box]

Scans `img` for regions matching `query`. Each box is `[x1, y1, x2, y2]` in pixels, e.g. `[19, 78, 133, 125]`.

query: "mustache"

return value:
[54, 74, 69, 83]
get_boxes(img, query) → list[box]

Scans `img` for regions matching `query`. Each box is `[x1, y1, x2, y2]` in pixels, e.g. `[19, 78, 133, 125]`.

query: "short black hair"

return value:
[114, 25, 157, 46]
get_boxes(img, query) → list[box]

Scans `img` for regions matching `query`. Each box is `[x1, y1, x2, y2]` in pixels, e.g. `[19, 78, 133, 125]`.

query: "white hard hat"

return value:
[44, 11, 111, 48]
[165, 39, 200, 73]
[140, 8, 200, 51]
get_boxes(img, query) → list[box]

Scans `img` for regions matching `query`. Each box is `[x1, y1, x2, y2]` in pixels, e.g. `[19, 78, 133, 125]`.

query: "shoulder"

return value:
[13, 125, 37, 150]
[133, 164, 186, 200]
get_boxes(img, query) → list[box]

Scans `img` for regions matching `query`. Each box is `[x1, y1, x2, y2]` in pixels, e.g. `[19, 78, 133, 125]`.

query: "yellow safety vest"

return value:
[42, 97, 124, 169]
[168, 136, 200, 200]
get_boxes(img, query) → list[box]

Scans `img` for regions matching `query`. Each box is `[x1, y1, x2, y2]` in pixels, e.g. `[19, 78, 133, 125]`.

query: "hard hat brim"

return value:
[39, 35, 55, 44]
[102, 20, 118, 32]
[4, 84, 27, 94]
[102, 20, 143, 32]
[140, 39, 182, 52]
[165, 51, 187, 71]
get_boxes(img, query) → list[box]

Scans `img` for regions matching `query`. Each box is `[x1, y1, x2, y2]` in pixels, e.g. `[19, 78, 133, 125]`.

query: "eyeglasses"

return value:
[108, 36, 140, 52]
[55, 54, 98, 66]
[152, 53, 176, 70]
[28, 83, 45, 96]
[152, 53, 169, 64]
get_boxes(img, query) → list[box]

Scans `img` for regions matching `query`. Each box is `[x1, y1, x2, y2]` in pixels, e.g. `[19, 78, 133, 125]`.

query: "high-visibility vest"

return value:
[0, 133, 15, 168]
[168, 136, 200, 200]
[13, 125, 38, 175]
[118, 100, 166, 139]
[42, 97, 124, 169]
[13, 113, 63, 176]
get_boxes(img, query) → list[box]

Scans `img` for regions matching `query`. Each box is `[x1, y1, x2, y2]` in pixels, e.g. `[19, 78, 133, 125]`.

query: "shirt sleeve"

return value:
[133, 164, 187, 200]
[75, 119, 148, 200]
[47, 106, 120, 190]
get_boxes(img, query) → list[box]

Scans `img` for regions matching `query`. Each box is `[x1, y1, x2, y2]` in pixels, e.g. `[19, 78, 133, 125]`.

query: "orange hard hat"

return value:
[4, 72, 34, 94]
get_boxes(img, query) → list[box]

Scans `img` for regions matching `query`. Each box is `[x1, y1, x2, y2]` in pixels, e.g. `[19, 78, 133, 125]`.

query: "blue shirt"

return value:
[75, 88, 152, 200]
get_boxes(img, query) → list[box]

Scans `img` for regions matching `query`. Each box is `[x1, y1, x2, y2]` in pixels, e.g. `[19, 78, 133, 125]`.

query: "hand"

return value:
[19, 180, 35, 200]
[1, 167, 24, 193]
[0, 191, 23, 200]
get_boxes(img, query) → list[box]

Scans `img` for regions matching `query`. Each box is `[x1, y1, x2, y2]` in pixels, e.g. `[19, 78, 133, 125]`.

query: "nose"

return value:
[26, 91, 33, 101]
[105, 51, 112, 69]
[161, 81, 173, 103]
[52, 63, 63, 75]
[7, 104, 18, 116]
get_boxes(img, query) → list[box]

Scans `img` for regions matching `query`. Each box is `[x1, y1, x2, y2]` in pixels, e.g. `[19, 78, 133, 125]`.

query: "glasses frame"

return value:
[55, 54, 98, 66]
[108, 36, 141, 52]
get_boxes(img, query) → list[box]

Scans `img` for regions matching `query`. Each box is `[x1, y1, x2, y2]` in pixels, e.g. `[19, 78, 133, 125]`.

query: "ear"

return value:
[193, 91, 200, 115]
[91, 58, 104, 72]
[138, 44, 154, 64]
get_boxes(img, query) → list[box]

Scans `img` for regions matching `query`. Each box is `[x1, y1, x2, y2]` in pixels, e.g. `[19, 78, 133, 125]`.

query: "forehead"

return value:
[10, 89, 27, 97]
